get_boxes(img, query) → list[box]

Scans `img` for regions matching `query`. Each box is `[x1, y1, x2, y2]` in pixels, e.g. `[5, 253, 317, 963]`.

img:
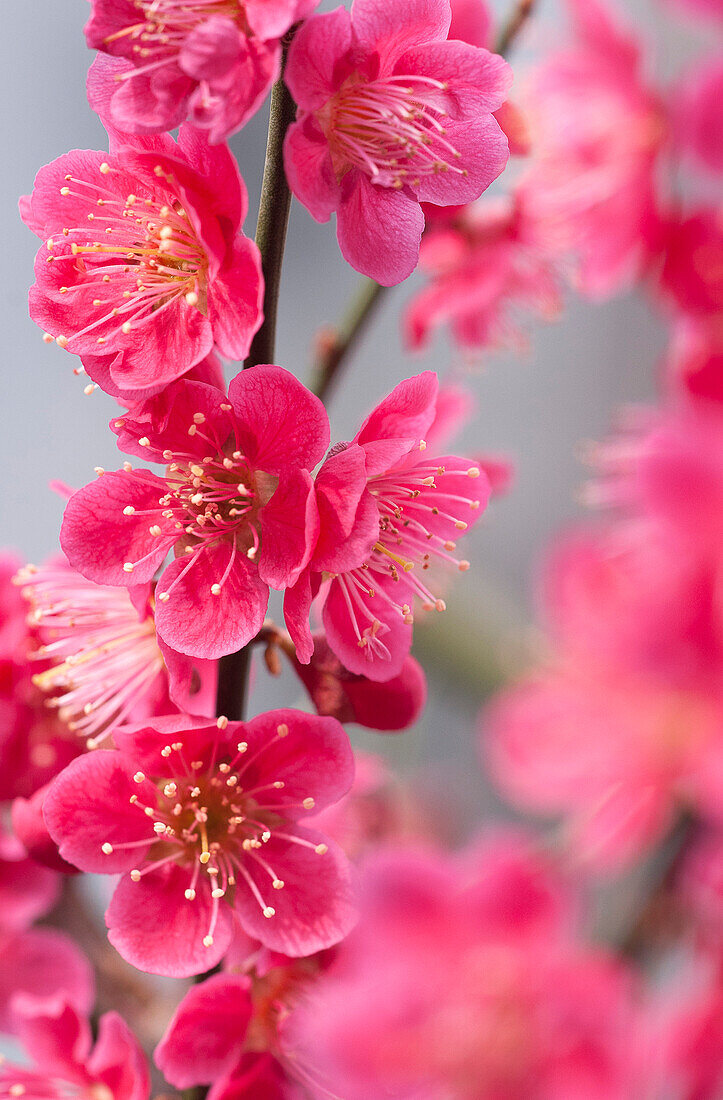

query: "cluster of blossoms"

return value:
[4, 0, 723, 1095]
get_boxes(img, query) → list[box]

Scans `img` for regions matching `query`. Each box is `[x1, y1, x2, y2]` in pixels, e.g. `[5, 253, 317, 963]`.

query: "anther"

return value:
[217, 716, 228, 730]
[130, 869, 141, 882]
[263, 906, 275, 918]
[101, 842, 114, 855]
[277, 723, 289, 738]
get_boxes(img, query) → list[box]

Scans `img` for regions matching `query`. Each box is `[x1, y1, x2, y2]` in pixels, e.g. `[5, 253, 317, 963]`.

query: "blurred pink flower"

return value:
[0, 996, 149, 1100]
[519, 0, 665, 298]
[484, 528, 723, 869]
[61, 370, 329, 660]
[405, 193, 561, 353]
[283, 0, 511, 284]
[21, 121, 262, 402]
[291, 840, 638, 1098]
[44, 710, 355, 976]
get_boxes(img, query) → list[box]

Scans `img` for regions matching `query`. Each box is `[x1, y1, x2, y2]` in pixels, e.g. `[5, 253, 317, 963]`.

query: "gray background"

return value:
[0, 1, 710, 842]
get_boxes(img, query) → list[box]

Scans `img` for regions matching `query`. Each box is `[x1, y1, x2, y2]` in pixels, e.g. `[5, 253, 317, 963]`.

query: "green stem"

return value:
[311, 278, 386, 403]
[245, 69, 296, 371]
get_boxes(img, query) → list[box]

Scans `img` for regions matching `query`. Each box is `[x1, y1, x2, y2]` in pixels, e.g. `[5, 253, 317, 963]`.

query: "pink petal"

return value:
[86, 1011, 151, 1100]
[61, 471, 176, 587]
[313, 445, 379, 573]
[284, 8, 352, 110]
[337, 173, 425, 285]
[106, 862, 234, 977]
[43, 751, 155, 874]
[154, 543, 269, 659]
[233, 829, 355, 956]
[449, 0, 493, 47]
[352, 0, 451, 67]
[112, 378, 234, 462]
[154, 974, 253, 1088]
[413, 114, 509, 206]
[259, 469, 318, 588]
[176, 123, 249, 228]
[0, 929, 94, 1034]
[242, 709, 355, 812]
[228, 365, 330, 472]
[396, 40, 512, 115]
[355, 371, 438, 448]
[323, 576, 413, 681]
[283, 568, 315, 664]
[283, 117, 341, 223]
[0, 839, 59, 932]
[206, 238, 264, 361]
[159, 637, 218, 719]
[11, 998, 92, 1077]
[180, 17, 243, 81]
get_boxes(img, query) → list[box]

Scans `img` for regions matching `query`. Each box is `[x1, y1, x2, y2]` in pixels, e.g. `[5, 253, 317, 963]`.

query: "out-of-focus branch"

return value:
[618, 812, 696, 959]
[311, 278, 387, 403]
[495, 0, 536, 57]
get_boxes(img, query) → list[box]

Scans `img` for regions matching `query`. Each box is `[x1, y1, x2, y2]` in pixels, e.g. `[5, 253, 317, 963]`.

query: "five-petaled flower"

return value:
[285, 372, 490, 681]
[84, 0, 318, 144]
[283, 0, 512, 284]
[44, 710, 356, 976]
[20, 121, 263, 404]
[60, 369, 329, 660]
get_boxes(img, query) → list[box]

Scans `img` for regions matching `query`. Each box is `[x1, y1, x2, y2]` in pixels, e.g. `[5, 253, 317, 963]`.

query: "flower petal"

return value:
[106, 862, 234, 977]
[43, 751, 155, 874]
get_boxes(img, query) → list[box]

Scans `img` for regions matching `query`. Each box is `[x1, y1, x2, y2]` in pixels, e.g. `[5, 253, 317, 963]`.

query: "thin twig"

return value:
[495, 0, 536, 57]
[311, 278, 387, 402]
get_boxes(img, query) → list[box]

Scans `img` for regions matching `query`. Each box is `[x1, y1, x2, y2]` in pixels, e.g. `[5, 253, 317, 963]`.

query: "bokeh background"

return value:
[1, 0, 707, 873]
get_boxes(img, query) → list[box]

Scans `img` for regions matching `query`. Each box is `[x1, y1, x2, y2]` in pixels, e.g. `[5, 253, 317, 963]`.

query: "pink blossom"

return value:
[61, 369, 329, 660]
[519, 0, 665, 298]
[15, 557, 215, 747]
[0, 996, 149, 1100]
[285, 372, 490, 680]
[21, 122, 262, 403]
[290, 841, 638, 1099]
[406, 193, 562, 353]
[84, 0, 316, 144]
[283, 0, 511, 284]
[44, 710, 356, 976]
[290, 633, 427, 730]
[484, 528, 723, 868]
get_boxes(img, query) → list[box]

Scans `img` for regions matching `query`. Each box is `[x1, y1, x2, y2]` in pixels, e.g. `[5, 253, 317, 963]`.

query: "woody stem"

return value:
[214, 42, 297, 727]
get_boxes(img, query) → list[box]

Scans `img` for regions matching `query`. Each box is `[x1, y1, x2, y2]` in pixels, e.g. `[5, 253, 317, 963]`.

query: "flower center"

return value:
[101, 723, 324, 950]
[15, 563, 164, 749]
[333, 450, 481, 661]
[325, 75, 466, 189]
[46, 161, 208, 351]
